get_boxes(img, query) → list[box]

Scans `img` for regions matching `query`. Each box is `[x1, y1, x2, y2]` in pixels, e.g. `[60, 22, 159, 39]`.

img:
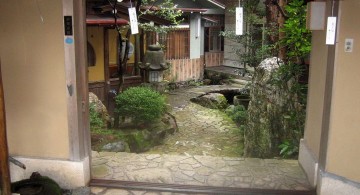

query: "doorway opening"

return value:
[84, 0, 313, 194]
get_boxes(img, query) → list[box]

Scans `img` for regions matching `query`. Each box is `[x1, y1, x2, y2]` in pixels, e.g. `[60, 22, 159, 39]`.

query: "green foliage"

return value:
[279, 140, 299, 158]
[226, 105, 248, 130]
[115, 87, 166, 126]
[273, 0, 310, 158]
[280, 0, 311, 63]
[187, 80, 203, 87]
[239, 0, 310, 158]
[139, 0, 184, 33]
[89, 103, 104, 129]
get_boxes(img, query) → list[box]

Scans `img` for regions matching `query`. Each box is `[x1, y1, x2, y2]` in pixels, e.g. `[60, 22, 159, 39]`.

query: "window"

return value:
[159, 29, 190, 59]
[208, 27, 223, 52]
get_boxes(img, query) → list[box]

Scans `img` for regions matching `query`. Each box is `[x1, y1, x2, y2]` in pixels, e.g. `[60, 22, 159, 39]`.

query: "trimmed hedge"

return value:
[115, 87, 166, 125]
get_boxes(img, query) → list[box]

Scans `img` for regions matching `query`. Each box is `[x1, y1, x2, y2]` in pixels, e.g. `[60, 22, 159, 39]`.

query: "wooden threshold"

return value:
[90, 179, 316, 195]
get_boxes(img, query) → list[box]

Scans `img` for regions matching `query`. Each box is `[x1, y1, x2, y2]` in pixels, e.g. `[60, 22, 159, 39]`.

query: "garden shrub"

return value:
[89, 102, 104, 129]
[115, 87, 166, 126]
[226, 105, 248, 125]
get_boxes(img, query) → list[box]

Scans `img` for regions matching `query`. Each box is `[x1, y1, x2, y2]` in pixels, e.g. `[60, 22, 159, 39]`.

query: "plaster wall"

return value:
[87, 26, 105, 82]
[87, 27, 136, 82]
[303, 30, 328, 159]
[108, 29, 135, 65]
[0, 0, 69, 159]
[190, 13, 202, 59]
[326, 0, 360, 183]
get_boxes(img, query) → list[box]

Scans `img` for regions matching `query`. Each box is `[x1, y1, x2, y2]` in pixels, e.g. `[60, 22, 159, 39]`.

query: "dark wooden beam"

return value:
[104, 28, 110, 109]
[90, 179, 316, 195]
[0, 61, 11, 195]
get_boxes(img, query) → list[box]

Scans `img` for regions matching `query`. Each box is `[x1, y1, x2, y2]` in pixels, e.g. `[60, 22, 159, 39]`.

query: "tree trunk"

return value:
[265, 0, 279, 44]
[278, 0, 286, 60]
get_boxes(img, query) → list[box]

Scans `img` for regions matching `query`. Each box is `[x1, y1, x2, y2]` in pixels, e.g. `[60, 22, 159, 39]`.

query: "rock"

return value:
[89, 92, 112, 126]
[191, 93, 228, 109]
[203, 79, 212, 85]
[245, 57, 304, 158]
[127, 131, 152, 153]
[102, 141, 126, 152]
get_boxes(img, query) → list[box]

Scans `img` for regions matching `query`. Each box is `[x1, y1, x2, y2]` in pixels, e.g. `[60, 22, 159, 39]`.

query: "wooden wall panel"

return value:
[205, 52, 224, 67]
[166, 58, 204, 82]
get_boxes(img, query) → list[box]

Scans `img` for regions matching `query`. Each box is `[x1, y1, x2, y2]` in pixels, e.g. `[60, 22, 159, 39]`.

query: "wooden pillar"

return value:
[103, 28, 110, 108]
[0, 62, 11, 195]
[134, 34, 140, 75]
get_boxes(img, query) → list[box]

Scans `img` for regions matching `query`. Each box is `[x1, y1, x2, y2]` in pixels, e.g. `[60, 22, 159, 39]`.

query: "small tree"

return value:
[105, 0, 183, 91]
[106, 0, 183, 128]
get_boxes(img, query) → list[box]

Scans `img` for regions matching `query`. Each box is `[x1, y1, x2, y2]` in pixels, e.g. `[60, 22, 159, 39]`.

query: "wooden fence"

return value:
[165, 57, 204, 82]
[205, 52, 224, 67]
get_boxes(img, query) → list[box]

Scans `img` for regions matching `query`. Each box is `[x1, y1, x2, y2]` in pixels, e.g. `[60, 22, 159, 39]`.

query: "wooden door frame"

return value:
[0, 60, 11, 195]
[63, 0, 90, 161]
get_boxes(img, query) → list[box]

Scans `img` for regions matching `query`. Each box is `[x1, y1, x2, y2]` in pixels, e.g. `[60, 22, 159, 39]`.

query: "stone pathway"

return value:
[146, 102, 243, 157]
[91, 152, 311, 191]
[89, 85, 312, 193]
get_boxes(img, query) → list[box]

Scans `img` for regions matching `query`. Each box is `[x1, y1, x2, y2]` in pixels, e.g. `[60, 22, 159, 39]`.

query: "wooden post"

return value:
[0, 62, 11, 195]
[134, 33, 140, 75]
[103, 28, 110, 108]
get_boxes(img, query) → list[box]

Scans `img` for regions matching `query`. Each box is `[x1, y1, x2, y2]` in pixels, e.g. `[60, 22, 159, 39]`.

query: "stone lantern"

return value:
[139, 45, 170, 82]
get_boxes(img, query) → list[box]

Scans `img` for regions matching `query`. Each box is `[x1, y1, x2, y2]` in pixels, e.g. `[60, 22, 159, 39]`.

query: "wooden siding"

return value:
[89, 76, 142, 98]
[88, 81, 106, 102]
[165, 58, 204, 82]
[159, 29, 190, 60]
[205, 52, 224, 67]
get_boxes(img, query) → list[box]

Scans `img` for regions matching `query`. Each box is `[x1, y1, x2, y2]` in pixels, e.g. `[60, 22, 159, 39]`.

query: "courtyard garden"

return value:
[90, 0, 311, 160]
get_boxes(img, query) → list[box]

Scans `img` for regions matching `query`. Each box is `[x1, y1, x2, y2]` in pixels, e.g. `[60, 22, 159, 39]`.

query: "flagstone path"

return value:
[90, 85, 312, 194]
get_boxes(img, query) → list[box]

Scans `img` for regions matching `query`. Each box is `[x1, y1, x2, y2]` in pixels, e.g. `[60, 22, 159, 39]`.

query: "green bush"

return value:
[115, 87, 166, 125]
[89, 102, 104, 129]
[226, 105, 248, 125]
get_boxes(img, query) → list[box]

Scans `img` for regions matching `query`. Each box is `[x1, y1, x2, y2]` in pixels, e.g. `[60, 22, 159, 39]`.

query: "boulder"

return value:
[89, 92, 112, 126]
[245, 57, 304, 158]
[191, 93, 228, 109]
[126, 114, 177, 153]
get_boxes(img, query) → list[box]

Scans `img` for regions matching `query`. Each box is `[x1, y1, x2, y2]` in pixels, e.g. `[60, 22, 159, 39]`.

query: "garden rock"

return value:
[102, 141, 126, 152]
[126, 115, 176, 153]
[191, 93, 228, 109]
[89, 92, 111, 126]
[245, 57, 304, 158]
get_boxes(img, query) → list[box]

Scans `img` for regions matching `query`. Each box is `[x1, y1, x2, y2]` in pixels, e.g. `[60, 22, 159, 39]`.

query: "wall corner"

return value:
[298, 139, 319, 188]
